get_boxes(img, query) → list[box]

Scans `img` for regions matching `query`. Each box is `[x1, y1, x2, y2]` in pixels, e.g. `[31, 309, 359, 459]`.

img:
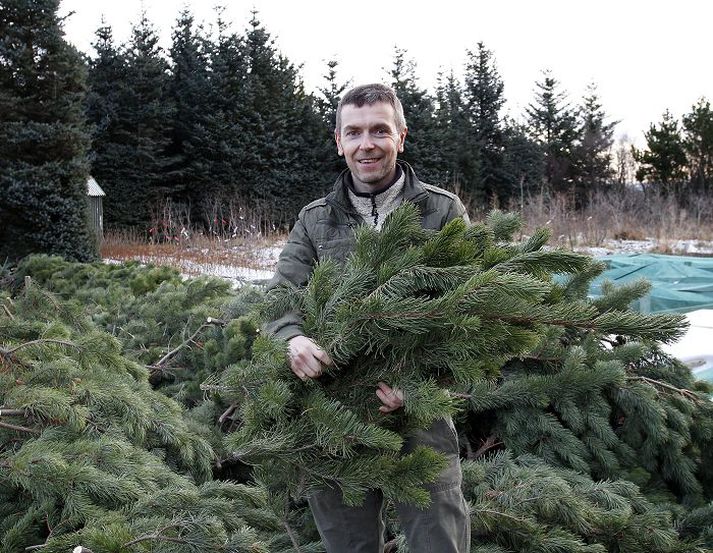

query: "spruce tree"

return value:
[6, 222, 713, 551]
[389, 48, 442, 184]
[166, 9, 212, 210]
[433, 71, 481, 202]
[192, 8, 249, 218]
[0, 280, 320, 552]
[316, 59, 349, 132]
[571, 84, 617, 203]
[315, 59, 350, 179]
[85, 21, 130, 224]
[502, 118, 546, 205]
[682, 97, 713, 196]
[526, 71, 579, 196]
[633, 110, 688, 196]
[89, 12, 174, 229]
[464, 42, 508, 203]
[216, 205, 703, 519]
[237, 11, 332, 221]
[0, 0, 96, 261]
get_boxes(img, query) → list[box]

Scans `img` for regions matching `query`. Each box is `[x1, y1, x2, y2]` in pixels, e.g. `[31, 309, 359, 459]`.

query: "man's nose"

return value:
[359, 134, 375, 150]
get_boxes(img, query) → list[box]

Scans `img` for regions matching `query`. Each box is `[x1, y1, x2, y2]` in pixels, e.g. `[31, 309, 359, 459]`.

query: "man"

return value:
[266, 84, 471, 553]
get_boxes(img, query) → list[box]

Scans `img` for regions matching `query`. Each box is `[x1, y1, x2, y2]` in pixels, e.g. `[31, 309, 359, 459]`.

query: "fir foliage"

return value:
[216, 204, 695, 526]
[6, 209, 713, 550]
[0, 276, 320, 552]
[0, 0, 96, 261]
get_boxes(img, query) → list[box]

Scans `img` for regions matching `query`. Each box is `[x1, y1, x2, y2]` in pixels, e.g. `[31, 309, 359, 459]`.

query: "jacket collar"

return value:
[326, 161, 429, 215]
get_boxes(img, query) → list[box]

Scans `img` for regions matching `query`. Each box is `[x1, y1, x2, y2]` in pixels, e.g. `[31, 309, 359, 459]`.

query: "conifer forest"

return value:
[1, 1, 713, 552]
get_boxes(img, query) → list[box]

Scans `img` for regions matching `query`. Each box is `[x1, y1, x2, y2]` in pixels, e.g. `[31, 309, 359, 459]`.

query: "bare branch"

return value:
[0, 420, 39, 434]
[629, 375, 703, 403]
[0, 408, 28, 417]
[1, 339, 82, 357]
[283, 494, 303, 553]
[152, 318, 225, 368]
[2, 304, 14, 320]
[471, 435, 501, 460]
[218, 403, 238, 424]
[123, 524, 184, 547]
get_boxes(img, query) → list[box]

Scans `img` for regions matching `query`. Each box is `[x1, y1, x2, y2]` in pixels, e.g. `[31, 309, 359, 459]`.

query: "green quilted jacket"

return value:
[265, 161, 469, 341]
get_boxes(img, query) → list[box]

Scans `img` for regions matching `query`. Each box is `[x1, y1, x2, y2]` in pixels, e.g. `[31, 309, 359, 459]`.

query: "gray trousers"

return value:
[308, 418, 471, 553]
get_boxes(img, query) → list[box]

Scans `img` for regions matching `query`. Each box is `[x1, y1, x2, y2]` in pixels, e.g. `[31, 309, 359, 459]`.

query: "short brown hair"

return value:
[335, 83, 407, 133]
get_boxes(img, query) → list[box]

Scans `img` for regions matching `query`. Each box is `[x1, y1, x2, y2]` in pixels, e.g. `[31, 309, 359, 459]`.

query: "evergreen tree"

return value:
[316, 59, 349, 132]
[464, 42, 508, 202]
[218, 205, 712, 538]
[526, 71, 579, 195]
[433, 71, 481, 203]
[502, 118, 546, 206]
[88, 12, 174, 229]
[0, 0, 96, 261]
[682, 97, 713, 195]
[633, 110, 688, 195]
[237, 12, 332, 220]
[572, 84, 617, 202]
[190, 7, 249, 220]
[0, 280, 320, 552]
[85, 21, 130, 222]
[388, 48, 442, 183]
[315, 59, 349, 181]
[166, 9, 212, 208]
[6, 228, 713, 551]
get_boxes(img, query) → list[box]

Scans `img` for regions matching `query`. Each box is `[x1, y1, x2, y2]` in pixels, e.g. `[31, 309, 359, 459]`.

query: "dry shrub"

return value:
[515, 188, 713, 248]
[101, 196, 286, 275]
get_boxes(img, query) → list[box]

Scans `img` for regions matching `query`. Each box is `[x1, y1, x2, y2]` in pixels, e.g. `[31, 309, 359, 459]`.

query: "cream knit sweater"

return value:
[346, 170, 406, 230]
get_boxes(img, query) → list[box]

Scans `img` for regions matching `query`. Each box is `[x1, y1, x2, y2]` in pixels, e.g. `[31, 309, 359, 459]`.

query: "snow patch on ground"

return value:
[180, 260, 274, 285]
[574, 238, 713, 257]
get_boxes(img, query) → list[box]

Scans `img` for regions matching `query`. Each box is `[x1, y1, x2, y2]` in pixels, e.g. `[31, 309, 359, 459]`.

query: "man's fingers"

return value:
[376, 383, 404, 413]
[314, 348, 334, 367]
[288, 335, 330, 380]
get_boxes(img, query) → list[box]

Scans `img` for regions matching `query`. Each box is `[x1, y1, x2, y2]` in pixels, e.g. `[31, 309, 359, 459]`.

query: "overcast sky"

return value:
[58, 0, 713, 145]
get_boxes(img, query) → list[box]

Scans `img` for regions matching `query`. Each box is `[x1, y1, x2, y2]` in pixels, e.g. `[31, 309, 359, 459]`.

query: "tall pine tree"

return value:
[526, 71, 579, 196]
[0, 0, 96, 261]
[388, 48, 441, 183]
[571, 83, 617, 203]
[682, 97, 713, 196]
[433, 71, 481, 204]
[464, 42, 508, 203]
[88, 12, 174, 229]
[238, 11, 332, 220]
[166, 9, 212, 210]
[633, 110, 688, 196]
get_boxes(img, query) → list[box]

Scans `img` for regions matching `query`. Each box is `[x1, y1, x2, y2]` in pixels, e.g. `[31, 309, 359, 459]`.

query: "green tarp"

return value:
[591, 253, 713, 313]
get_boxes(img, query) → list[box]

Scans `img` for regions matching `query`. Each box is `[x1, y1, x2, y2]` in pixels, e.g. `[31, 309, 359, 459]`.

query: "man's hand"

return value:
[287, 335, 333, 380]
[376, 381, 404, 413]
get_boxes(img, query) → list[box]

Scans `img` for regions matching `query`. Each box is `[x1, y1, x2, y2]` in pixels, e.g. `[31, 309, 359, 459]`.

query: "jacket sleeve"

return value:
[263, 215, 317, 341]
[445, 196, 470, 225]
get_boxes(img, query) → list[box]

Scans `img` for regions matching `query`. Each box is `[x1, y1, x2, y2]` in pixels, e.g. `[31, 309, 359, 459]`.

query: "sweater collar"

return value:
[328, 161, 428, 214]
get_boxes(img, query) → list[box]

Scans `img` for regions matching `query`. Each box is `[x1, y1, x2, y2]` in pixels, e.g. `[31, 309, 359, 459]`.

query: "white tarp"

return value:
[661, 309, 713, 382]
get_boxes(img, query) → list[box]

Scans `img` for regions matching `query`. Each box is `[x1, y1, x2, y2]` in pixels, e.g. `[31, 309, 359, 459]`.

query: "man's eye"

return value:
[345, 130, 359, 137]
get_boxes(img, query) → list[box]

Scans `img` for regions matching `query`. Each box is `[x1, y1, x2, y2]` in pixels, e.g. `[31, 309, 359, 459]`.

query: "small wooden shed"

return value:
[86, 176, 105, 240]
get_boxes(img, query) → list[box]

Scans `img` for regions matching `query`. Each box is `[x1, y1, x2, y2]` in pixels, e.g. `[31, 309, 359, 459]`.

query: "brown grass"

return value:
[513, 188, 713, 251]
[101, 228, 286, 276]
[101, 189, 713, 275]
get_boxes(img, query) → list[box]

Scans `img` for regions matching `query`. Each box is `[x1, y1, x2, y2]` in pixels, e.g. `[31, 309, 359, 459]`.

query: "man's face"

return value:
[335, 102, 407, 191]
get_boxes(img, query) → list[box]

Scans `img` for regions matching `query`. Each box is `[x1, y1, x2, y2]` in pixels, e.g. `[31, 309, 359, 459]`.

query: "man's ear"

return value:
[335, 130, 343, 156]
[398, 127, 408, 153]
